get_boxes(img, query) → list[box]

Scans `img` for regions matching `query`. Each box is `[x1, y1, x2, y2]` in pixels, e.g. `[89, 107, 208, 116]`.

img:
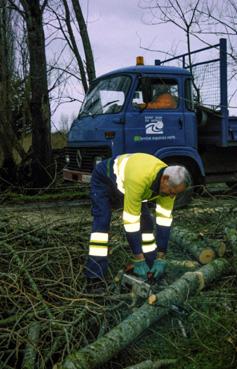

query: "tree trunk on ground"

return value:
[170, 226, 226, 264]
[22, 321, 41, 369]
[224, 226, 237, 271]
[20, 0, 52, 187]
[56, 258, 230, 369]
[224, 227, 237, 256]
[123, 358, 177, 369]
[167, 259, 199, 269]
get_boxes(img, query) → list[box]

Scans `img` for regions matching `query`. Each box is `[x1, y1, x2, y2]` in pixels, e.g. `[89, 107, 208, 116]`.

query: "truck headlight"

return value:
[94, 156, 102, 167]
[65, 154, 70, 164]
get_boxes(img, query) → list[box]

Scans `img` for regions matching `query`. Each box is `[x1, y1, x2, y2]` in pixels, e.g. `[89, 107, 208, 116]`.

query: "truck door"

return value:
[124, 76, 185, 154]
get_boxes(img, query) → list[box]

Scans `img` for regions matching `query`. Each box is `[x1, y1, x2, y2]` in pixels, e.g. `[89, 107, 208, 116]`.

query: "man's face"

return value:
[159, 175, 187, 198]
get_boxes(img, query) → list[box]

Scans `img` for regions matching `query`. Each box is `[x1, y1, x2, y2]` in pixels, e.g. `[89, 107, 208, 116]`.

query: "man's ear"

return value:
[161, 174, 169, 185]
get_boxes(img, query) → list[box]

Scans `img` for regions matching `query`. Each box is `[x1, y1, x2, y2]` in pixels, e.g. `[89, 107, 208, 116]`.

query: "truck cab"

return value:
[63, 62, 203, 185]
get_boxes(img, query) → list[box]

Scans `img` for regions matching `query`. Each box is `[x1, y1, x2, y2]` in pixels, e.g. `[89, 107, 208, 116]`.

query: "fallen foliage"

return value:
[0, 187, 237, 369]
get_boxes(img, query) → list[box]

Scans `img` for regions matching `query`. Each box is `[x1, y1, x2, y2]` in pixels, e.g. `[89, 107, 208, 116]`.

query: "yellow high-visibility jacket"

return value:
[113, 153, 175, 236]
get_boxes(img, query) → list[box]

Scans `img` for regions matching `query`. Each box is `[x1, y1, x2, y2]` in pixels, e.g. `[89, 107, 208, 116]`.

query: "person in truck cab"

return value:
[147, 92, 177, 109]
[85, 153, 190, 283]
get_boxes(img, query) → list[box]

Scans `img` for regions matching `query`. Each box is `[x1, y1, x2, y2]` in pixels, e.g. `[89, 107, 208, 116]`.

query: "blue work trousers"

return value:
[85, 160, 156, 279]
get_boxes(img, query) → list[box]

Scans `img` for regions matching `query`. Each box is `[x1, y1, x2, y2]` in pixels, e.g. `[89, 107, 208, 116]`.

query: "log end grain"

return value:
[148, 294, 158, 305]
[218, 241, 226, 257]
[199, 248, 215, 264]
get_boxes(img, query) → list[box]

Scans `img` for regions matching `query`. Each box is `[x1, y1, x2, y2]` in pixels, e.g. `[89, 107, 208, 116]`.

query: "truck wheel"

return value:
[174, 186, 193, 209]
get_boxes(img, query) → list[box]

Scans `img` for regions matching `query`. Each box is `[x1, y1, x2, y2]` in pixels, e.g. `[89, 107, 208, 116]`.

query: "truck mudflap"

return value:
[63, 168, 91, 183]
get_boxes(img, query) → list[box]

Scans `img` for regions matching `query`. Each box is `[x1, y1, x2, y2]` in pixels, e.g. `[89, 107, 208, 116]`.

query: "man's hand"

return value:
[132, 259, 150, 280]
[150, 259, 167, 280]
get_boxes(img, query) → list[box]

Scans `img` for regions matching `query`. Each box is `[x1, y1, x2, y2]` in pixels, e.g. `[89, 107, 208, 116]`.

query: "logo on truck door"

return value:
[145, 116, 164, 134]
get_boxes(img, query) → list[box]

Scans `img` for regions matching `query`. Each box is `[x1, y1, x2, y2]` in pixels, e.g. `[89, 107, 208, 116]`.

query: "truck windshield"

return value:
[79, 75, 131, 117]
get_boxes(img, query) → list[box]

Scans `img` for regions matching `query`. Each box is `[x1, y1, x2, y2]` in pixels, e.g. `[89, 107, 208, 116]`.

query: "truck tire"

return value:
[174, 185, 193, 209]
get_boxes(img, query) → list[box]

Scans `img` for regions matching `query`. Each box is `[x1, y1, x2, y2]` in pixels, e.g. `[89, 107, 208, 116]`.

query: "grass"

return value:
[20, 131, 67, 151]
[0, 187, 89, 204]
[0, 132, 67, 166]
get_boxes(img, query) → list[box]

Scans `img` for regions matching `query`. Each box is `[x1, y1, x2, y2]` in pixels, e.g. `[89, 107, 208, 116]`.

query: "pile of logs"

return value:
[55, 225, 233, 369]
[57, 258, 230, 369]
[170, 226, 226, 264]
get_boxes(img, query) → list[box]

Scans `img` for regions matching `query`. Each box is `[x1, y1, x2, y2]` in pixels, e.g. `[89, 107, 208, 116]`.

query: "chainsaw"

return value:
[114, 263, 157, 299]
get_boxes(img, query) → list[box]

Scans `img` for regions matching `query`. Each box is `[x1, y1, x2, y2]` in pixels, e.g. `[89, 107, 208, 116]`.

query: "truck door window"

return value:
[132, 78, 179, 110]
[79, 75, 131, 117]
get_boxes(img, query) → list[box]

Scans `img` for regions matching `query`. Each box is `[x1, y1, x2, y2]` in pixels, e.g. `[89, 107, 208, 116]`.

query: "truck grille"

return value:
[64, 146, 112, 172]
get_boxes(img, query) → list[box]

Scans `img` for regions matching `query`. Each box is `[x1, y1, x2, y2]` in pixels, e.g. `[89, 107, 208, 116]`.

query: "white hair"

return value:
[163, 166, 191, 187]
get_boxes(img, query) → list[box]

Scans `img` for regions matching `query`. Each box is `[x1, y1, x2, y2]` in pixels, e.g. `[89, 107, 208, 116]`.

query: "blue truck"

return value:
[63, 38, 237, 199]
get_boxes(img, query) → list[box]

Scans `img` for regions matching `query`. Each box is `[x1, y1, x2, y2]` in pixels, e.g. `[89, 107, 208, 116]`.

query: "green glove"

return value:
[132, 259, 150, 280]
[150, 259, 167, 280]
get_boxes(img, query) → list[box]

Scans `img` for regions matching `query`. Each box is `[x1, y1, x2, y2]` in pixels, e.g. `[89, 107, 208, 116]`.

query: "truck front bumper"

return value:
[63, 168, 92, 183]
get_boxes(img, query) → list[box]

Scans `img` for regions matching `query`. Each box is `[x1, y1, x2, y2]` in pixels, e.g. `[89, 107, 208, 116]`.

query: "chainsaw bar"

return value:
[115, 269, 154, 298]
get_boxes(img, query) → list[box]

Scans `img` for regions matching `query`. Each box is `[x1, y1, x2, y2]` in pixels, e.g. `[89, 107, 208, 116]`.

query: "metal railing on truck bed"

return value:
[159, 39, 235, 147]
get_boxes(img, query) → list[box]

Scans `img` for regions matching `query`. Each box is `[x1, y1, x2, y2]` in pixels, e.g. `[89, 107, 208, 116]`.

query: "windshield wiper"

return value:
[102, 99, 119, 110]
[79, 97, 100, 118]
[90, 99, 121, 117]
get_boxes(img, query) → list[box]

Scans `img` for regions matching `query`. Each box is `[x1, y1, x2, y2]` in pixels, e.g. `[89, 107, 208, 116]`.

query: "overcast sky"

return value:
[53, 0, 185, 128]
[85, 0, 181, 75]
[52, 0, 225, 129]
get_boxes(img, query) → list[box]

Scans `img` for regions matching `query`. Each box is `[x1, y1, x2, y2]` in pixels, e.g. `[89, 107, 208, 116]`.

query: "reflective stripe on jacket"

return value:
[112, 153, 175, 232]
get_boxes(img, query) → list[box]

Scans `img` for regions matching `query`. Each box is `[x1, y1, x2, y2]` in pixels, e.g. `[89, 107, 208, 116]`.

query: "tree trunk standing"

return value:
[62, 0, 88, 93]
[20, 0, 52, 187]
[71, 0, 96, 85]
[0, 1, 12, 170]
[0, 0, 26, 184]
[57, 258, 230, 369]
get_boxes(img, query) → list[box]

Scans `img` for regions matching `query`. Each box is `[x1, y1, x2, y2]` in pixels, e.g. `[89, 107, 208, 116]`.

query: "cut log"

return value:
[224, 227, 237, 257]
[224, 227, 237, 271]
[57, 258, 230, 369]
[123, 358, 177, 369]
[205, 234, 225, 258]
[170, 226, 226, 264]
[22, 321, 41, 369]
[166, 259, 199, 269]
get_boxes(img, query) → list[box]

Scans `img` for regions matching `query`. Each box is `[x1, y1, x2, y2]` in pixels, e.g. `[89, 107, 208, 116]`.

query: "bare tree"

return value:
[58, 112, 69, 133]
[139, 0, 203, 63]
[139, 0, 237, 109]
[46, 0, 96, 96]
[61, 0, 89, 92]
[194, 0, 237, 107]
[71, 0, 95, 86]
[0, 0, 96, 187]
[0, 0, 27, 183]
[11, 0, 53, 187]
